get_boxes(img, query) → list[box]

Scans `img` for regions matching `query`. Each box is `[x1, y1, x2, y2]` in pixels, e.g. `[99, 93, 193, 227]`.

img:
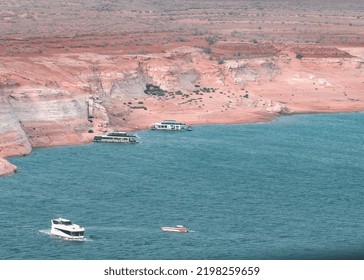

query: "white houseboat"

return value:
[50, 217, 85, 240]
[93, 132, 139, 143]
[151, 120, 192, 131]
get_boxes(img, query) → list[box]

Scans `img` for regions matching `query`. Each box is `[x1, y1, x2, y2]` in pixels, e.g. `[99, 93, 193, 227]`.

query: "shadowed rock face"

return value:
[1, 86, 90, 148]
[1, 0, 364, 176]
[0, 96, 32, 157]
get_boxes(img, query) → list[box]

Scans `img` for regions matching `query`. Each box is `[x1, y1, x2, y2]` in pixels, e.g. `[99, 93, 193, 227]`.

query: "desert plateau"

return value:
[1, 0, 363, 176]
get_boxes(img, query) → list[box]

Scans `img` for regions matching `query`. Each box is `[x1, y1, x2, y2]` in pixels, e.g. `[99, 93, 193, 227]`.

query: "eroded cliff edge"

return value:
[1, 44, 363, 176]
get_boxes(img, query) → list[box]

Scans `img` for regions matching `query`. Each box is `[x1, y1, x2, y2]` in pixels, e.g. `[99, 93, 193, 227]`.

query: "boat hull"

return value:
[93, 138, 138, 143]
[50, 228, 85, 240]
[161, 227, 189, 233]
[151, 120, 192, 131]
[93, 132, 139, 143]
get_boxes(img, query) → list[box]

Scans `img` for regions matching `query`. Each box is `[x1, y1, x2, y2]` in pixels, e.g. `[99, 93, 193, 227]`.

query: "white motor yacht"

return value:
[50, 217, 85, 240]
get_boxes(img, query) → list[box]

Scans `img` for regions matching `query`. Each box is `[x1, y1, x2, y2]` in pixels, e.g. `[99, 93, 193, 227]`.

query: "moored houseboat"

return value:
[151, 120, 192, 131]
[93, 132, 139, 143]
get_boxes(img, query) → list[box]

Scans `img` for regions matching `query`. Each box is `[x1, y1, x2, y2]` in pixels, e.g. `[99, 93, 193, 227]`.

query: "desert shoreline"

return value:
[1, 0, 364, 177]
[1, 108, 363, 177]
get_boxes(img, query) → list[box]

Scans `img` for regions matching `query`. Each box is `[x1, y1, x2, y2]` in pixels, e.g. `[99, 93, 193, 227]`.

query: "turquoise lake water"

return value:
[0, 113, 363, 260]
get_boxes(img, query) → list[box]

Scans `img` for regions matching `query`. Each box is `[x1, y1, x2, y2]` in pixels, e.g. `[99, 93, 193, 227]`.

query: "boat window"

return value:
[52, 220, 60, 224]
[70, 231, 84, 236]
[62, 221, 72, 225]
[58, 229, 71, 235]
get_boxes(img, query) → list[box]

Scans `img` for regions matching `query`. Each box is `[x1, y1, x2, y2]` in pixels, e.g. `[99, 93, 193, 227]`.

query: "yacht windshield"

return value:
[52, 219, 72, 225]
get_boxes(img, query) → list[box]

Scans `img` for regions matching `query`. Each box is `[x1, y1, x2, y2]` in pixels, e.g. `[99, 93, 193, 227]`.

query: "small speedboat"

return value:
[161, 225, 189, 232]
[50, 217, 85, 240]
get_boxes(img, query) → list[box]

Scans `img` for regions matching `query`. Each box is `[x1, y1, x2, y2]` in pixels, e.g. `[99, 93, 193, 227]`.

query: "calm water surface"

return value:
[0, 113, 363, 259]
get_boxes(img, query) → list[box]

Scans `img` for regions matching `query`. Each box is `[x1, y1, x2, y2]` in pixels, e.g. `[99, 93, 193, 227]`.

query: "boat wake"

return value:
[38, 229, 92, 242]
[86, 226, 149, 232]
[39, 228, 52, 236]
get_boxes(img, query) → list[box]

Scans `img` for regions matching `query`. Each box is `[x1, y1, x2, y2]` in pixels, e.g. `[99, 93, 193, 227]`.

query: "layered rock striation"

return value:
[1, 44, 363, 176]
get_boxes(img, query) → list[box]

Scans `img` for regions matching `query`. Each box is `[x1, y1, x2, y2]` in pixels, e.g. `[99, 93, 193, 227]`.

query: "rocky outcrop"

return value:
[0, 85, 90, 175]
[140, 48, 200, 91]
[226, 58, 281, 85]
[0, 158, 17, 176]
[109, 71, 151, 99]
[5, 88, 90, 148]
[0, 96, 31, 176]
[0, 96, 32, 157]
[288, 45, 353, 58]
[241, 98, 289, 114]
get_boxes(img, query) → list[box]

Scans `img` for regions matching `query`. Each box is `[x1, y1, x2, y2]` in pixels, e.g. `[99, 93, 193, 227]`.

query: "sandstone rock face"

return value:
[1, 44, 364, 176]
[0, 96, 31, 176]
[109, 71, 151, 99]
[226, 59, 280, 85]
[4, 88, 90, 148]
[0, 96, 32, 157]
[0, 158, 17, 176]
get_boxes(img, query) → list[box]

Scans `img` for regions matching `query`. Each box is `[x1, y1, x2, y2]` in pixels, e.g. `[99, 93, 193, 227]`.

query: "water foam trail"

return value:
[38, 229, 51, 236]
[86, 226, 158, 233]
[38, 229, 92, 241]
